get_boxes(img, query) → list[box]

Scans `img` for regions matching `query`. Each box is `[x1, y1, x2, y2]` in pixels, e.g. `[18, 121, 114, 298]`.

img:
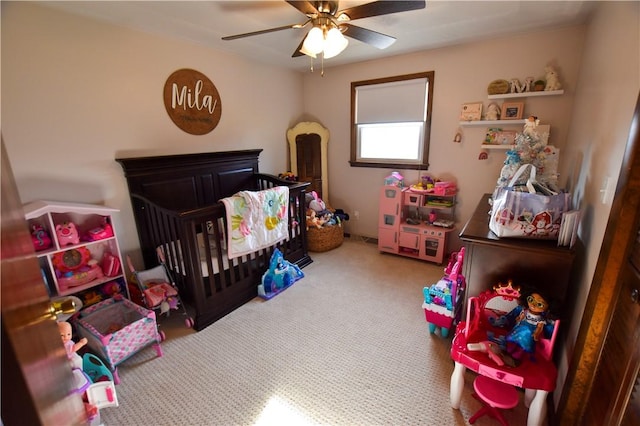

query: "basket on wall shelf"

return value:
[307, 224, 344, 252]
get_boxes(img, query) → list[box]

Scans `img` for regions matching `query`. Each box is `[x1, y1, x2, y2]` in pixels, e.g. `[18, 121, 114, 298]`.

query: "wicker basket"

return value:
[307, 224, 344, 252]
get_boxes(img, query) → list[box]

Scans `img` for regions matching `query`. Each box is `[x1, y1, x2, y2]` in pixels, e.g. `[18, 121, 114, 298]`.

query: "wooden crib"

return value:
[117, 149, 312, 331]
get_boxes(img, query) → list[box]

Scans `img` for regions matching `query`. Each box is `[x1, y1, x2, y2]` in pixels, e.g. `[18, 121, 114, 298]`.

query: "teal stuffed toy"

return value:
[258, 248, 304, 299]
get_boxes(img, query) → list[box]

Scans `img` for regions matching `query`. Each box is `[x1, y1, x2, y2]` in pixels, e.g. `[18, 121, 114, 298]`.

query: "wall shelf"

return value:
[459, 119, 526, 127]
[488, 90, 564, 100]
[480, 144, 515, 150]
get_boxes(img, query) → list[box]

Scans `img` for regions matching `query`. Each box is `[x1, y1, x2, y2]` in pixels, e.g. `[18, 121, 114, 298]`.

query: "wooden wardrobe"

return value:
[287, 121, 329, 201]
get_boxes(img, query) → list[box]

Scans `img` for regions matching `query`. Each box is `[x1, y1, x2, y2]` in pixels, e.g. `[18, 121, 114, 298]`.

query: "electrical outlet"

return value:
[354, 210, 360, 220]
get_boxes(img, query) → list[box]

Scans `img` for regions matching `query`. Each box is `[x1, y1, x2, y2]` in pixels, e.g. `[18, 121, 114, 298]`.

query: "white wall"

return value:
[303, 25, 585, 252]
[1, 2, 304, 264]
[554, 0, 639, 404]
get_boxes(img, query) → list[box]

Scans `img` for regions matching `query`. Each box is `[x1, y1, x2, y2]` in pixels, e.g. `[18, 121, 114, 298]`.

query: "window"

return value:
[350, 71, 434, 169]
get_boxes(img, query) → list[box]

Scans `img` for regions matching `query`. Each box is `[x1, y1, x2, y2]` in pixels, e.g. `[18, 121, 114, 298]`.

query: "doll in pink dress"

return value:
[58, 321, 88, 369]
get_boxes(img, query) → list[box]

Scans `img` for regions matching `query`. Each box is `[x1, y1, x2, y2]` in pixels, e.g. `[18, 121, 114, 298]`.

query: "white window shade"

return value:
[355, 78, 428, 124]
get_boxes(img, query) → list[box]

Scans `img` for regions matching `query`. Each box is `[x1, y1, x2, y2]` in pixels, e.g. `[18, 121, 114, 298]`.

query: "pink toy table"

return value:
[449, 284, 559, 426]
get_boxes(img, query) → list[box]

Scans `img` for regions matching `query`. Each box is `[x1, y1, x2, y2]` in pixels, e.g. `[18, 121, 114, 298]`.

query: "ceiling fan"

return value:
[222, 1, 426, 59]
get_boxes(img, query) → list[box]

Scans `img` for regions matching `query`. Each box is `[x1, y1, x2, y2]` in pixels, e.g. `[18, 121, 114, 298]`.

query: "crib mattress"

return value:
[162, 232, 256, 277]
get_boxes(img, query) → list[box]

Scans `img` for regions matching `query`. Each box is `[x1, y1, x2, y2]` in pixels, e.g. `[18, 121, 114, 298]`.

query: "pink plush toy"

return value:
[56, 222, 80, 247]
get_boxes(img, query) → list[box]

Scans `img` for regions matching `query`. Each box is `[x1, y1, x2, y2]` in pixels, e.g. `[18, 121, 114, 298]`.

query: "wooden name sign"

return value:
[163, 68, 222, 135]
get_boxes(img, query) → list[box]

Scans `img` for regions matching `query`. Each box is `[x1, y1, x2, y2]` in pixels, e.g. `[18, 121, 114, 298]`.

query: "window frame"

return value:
[350, 71, 434, 170]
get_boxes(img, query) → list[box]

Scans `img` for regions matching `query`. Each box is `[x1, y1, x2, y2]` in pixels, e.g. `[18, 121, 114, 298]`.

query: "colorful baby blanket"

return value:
[221, 186, 289, 259]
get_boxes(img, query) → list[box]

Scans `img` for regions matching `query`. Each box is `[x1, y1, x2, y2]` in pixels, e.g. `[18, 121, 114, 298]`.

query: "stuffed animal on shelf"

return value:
[485, 102, 501, 121]
[544, 66, 562, 91]
[58, 320, 88, 370]
[56, 222, 80, 247]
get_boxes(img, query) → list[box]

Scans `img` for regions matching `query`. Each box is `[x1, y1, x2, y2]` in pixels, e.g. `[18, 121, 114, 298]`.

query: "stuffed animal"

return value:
[333, 209, 350, 222]
[308, 191, 326, 213]
[485, 102, 501, 121]
[259, 248, 304, 298]
[56, 222, 80, 247]
[306, 208, 325, 229]
[544, 66, 562, 91]
[58, 321, 88, 369]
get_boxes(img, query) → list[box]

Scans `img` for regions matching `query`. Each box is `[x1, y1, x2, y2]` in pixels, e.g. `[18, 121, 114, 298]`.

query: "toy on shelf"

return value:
[544, 65, 562, 91]
[53, 248, 104, 291]
[58, 320, 88, 370]
[485, 102, 501, 120]
[31, 224, 52, 251]
[56, 222, 80, 247]
[384, 171, 404, 187]
[83, 219, 114, 242]
[422, 247, 466, 337]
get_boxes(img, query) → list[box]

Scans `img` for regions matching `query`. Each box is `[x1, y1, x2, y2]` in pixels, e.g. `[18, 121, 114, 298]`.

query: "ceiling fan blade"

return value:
[286, 1, 320, 16]
[336, 0, 425, 21]
[222, 24, 301, 41]
[342, 24, 396, 49]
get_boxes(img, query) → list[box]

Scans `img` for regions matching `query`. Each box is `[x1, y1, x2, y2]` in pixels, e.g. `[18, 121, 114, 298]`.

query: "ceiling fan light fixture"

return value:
[302, 26, 324, 56]
[322, 27, 348, 59]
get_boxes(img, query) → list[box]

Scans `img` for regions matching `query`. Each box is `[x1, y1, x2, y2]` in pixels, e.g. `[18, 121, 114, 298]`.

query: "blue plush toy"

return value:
[258, 248, 304, 299]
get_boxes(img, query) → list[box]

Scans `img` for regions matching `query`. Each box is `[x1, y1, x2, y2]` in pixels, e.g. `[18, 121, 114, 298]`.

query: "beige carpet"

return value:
[100, 238, 533, 425]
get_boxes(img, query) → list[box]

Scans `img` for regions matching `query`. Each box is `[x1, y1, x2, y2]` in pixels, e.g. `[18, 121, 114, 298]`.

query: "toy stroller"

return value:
[422, 247, 466, 338]
[127, 249, 193, 339]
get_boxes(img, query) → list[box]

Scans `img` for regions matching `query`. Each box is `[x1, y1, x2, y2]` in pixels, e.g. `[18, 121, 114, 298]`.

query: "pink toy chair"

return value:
[469, 375, 519, 425]
[449, 281, 559, 426]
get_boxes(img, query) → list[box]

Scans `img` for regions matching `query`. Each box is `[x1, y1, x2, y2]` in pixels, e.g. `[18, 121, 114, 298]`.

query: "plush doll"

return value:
[523, 115, 540, 137]
[58, 321, 88, 370]
[504, 291, 555, 363]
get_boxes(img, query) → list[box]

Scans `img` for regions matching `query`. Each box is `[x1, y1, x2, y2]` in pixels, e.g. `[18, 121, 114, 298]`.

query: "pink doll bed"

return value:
[72, 295, 163, 384]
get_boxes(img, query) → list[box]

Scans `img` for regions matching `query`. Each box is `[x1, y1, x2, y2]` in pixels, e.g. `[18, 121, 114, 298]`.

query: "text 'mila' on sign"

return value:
[163, 68, 222, 135]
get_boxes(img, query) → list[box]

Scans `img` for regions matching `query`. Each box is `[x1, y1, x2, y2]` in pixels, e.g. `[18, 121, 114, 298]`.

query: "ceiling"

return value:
[38, 1, 595, 72]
